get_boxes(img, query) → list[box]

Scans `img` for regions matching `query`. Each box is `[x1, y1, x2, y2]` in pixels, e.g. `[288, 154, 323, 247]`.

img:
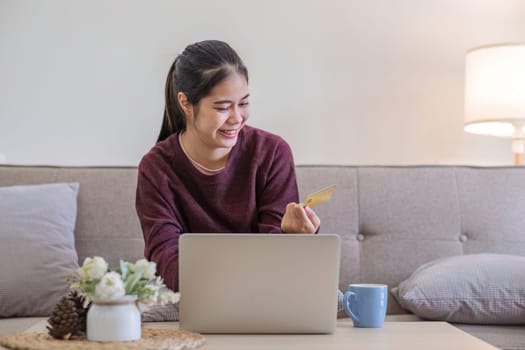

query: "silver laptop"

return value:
[179, 233, 341, 334]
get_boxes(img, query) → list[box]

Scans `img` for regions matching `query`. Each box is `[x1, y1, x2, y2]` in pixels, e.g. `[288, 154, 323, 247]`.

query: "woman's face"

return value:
[186, 72, 250, 151]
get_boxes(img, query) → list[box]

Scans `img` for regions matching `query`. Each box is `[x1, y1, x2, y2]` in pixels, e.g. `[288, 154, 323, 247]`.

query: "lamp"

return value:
[464, 43, 525, 165]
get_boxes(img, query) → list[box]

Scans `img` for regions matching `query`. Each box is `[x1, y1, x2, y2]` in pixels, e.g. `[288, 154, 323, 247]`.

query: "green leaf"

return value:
[80, 279, 99, 296]
[125, 267, 144, 294]
[119, 260, 128, 280]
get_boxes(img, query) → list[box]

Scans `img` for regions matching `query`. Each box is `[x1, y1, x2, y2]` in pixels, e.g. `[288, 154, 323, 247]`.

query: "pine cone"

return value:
[46, 290, 89, 340]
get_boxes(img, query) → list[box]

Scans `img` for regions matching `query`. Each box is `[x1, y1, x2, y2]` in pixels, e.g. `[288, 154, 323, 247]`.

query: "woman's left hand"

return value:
[280, 203, 320, 233]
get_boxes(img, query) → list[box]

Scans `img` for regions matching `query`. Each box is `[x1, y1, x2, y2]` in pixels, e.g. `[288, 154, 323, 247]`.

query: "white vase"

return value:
[87, 295, 141, 342]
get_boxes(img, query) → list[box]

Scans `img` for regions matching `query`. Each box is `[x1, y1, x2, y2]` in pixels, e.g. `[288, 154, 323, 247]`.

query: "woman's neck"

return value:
[180, 132, 231, 170]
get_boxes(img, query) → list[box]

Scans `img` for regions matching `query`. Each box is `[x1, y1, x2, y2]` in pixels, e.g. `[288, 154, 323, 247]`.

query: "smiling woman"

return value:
[135, 40, 321, 293]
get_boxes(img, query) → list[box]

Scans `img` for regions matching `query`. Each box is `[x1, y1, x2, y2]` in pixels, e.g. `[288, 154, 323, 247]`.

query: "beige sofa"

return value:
[1, 164, 525, 349]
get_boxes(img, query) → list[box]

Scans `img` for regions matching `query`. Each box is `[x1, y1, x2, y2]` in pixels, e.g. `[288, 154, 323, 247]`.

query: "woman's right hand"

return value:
[280, 203, 320, 233]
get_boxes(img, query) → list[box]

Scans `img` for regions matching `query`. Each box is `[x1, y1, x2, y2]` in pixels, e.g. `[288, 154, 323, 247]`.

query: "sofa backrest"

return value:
[0, 166, 142, 269]
[295, 165, 525, 313]
[2, 164, 525, 313]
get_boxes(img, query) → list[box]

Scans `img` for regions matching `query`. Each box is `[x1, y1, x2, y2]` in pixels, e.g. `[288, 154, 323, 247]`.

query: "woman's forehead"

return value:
[205, 72, 249, 102]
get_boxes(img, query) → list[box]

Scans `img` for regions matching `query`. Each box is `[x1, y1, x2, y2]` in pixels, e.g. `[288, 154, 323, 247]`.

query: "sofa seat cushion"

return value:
[454, 324, 525, 350]
[0, 318, 45, 337]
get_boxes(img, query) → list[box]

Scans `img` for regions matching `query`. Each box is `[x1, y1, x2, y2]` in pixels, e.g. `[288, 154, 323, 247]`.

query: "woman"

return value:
[136, 40, 320, 293]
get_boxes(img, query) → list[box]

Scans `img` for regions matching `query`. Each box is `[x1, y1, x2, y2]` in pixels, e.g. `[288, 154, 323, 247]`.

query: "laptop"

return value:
[179, 233, 341, 334]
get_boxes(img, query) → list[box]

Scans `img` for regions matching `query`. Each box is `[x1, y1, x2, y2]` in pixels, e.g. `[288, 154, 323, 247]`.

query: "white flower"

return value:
[141, 284, 159, 304]
[78, 256, 108, 281]
[160, 291, 179, 305]
[94, 272, 125, 300]
[133, 259, 157, 280]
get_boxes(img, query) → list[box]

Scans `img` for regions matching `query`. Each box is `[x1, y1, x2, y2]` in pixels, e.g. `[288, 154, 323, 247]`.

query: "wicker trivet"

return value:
[0, 328, 205, 350]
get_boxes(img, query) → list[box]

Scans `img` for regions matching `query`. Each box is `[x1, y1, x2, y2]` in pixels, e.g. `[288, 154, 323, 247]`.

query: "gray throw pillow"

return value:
[141, 302, 180, 322]
[0, 182, 80, 317]
[391, 253, 525, 324]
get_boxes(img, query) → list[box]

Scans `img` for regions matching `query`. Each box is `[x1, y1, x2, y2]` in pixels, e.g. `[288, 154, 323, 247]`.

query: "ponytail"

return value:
[157, 58, 185, 143]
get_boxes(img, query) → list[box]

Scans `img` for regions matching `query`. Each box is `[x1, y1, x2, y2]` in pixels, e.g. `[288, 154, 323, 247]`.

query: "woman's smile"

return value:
[218, 127, 241, 138]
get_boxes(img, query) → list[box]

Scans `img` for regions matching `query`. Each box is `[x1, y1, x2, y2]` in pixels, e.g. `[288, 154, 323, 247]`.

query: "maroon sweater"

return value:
[135, 126, 299, 291]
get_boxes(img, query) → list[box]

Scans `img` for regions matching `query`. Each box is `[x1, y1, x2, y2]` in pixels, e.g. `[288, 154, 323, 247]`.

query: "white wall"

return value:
[1, 0, 524, 166]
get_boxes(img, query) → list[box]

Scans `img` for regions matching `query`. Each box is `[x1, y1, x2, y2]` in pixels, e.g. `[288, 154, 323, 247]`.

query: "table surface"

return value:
[5, 317, 498, 350]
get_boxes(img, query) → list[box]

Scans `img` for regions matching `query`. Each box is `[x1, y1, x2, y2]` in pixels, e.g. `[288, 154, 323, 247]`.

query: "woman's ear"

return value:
[177, 92, 193, 120]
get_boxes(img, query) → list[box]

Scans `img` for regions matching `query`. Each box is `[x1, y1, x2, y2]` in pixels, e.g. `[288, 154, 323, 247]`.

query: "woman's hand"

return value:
[280, 203, 321, 234]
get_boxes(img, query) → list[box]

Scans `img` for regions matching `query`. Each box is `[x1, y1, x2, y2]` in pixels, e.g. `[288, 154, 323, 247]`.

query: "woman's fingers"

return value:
[281, 203, 320, 233]
[304, 206, 320, 232]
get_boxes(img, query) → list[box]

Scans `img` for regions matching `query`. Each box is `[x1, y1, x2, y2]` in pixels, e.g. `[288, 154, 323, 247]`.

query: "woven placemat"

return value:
[0, 328, 205, 350]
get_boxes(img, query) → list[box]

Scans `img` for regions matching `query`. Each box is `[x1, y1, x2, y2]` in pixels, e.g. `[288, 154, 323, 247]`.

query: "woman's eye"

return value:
[239, 102, 249, 107]
[215, 107, 229, 112]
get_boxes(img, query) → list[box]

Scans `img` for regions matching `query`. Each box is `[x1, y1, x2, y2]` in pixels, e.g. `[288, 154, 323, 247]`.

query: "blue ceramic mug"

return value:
[343, 284, 388, 328]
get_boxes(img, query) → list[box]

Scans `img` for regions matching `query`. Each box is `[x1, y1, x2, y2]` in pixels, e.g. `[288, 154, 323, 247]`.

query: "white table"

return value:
[148, 319, 498, 350]
[3, 317, 499, 350]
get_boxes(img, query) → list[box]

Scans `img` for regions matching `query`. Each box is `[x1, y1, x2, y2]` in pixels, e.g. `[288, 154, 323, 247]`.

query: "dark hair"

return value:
[157, 40, 249, 143]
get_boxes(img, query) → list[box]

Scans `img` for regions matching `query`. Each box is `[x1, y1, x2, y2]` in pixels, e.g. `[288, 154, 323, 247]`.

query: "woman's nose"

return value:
[228, 105, 243, 123]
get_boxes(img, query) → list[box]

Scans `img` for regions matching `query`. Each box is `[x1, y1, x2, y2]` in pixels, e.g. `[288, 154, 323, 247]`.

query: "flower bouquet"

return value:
[71, 256, 178, 306]
[47, 256, 178, 341]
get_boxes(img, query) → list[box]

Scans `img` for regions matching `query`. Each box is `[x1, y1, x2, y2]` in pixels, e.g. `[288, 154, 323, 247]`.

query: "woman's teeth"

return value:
[220, 129, 237, 136]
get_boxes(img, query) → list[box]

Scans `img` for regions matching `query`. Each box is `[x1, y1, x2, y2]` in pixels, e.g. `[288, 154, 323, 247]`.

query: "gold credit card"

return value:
[302, 185, 336, 208]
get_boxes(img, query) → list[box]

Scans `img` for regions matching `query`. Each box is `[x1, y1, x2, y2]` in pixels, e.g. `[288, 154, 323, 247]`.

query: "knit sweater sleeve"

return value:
[257, 139, 299, 233]
[135, 164, 182, 292]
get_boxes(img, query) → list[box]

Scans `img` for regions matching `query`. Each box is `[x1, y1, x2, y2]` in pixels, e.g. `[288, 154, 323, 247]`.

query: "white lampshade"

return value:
[464, 44, 525, 139]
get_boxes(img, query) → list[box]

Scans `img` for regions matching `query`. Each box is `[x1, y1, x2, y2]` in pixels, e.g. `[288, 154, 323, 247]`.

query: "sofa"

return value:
[1, 164, 525, 349]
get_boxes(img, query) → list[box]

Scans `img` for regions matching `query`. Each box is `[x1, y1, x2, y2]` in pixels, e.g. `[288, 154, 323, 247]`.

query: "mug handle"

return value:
[343, 291, 359, 323]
